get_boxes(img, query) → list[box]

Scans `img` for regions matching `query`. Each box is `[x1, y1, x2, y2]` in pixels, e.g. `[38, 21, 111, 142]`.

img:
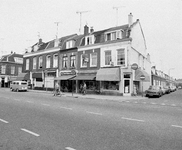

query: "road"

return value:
[0, 88, 182, 150]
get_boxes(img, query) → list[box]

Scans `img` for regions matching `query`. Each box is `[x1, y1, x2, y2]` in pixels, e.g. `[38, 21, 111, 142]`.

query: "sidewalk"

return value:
[29, 89, 147, 102]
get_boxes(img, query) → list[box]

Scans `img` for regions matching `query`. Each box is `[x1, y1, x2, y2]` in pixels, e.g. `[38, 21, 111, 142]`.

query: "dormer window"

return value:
[66, 40, 75, 49]
[105, 30, 122, 41]
[85, 35, 95, 45]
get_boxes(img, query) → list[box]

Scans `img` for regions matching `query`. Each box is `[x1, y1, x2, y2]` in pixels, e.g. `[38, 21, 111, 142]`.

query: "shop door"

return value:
[123, 79, 131, 96]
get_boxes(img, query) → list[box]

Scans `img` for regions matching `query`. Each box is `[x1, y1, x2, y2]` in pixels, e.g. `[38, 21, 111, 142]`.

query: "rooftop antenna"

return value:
[113, 6, 125, 26]
[76, 10, 90, 34]
[54, 22, 61, 39]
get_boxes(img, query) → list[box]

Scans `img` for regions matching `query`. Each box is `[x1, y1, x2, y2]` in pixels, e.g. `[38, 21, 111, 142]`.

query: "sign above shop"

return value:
[60, 70, 77, 76]
[131, 63, 138, 70]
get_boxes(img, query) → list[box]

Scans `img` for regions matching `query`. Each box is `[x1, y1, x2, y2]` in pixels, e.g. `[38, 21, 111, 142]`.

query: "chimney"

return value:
[128, 13, 133, 27]
[38, 38, 42, 44]
[90, 27, 94, 33]
[84, 25, 89, 35]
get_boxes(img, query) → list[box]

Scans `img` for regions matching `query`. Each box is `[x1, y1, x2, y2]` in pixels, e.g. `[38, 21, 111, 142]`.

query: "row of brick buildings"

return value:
[0, 13, 176, 96]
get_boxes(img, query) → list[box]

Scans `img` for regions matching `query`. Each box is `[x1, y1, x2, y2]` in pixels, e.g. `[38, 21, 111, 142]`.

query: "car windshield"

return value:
[21, 82, 27, 85]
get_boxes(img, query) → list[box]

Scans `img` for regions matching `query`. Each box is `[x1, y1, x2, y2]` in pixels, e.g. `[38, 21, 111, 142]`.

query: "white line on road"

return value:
[60, 106, 73, 110]
[142, 102, 147, 104]
[26, 101, 33, 103]
[121, 117, 145, 122]
[42, 103, 50, 106]
[161, 103, 166, 106]
[0, 118, 9, 123]
[151, 103, 157, 105]
[171, 125, 182, 129]
[125, 101, 130, 103]
[171, 104, 176, 107]
[86, 111, 103, 116]
[65, 147, 76, 150]
[14, 99, 20, 101]
[21, 128, 40, 137]
[134, 102, 138, 104]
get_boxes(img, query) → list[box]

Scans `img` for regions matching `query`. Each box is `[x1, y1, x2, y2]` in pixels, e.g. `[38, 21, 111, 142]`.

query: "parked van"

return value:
[10, 81, 28, 92]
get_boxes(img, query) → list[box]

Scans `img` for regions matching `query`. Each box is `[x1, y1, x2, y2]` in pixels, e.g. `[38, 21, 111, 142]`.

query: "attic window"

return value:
[85, 35, 95, 45]
[66, 40, 75, 49]
[105, 30, 122, 41]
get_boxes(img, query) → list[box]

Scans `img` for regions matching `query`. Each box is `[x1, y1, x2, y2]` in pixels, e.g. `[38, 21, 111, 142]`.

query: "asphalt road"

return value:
[0, 88, 182, 150]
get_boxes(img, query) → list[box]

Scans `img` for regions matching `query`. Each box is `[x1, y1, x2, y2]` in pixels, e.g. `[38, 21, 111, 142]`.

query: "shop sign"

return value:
[131, 63, 138, 70]
[60, 70, 77, 76]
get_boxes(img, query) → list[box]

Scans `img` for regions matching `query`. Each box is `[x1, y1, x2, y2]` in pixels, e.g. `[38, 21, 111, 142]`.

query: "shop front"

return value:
[54, 70, 76, 92]
[96, 67, 121, 95]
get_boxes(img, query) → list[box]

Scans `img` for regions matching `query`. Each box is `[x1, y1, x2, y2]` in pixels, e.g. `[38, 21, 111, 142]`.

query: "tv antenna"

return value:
[113, 6, 125, 26]
[76, 10, 90, 34]
[54, 22, 61, 39]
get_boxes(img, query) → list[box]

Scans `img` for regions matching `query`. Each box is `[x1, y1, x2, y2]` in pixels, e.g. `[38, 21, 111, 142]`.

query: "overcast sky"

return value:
[0, 0, 181, 79]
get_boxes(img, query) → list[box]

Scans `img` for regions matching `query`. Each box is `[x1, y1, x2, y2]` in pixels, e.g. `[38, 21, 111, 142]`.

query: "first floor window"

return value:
[117, 49, 125, 65]
[62, 56, 68, 68]
[81, 54, 88, 67]
[70, 55, 76, 68]
[46, 55, 51, 68]
[33, 57, 37, 69]
[39, 56, 43, 68]
[105, 51, 111, 65]
[18, 67, 22, 74]
[11, 66, 15, 74]
[26, 59, 29, 70]
[90, 53, 97, 67]
[1, 65, 6, 74]
[53, 54, 58, 68]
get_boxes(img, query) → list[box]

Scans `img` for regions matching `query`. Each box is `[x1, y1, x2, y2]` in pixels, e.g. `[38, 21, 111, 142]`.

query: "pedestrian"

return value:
[82, 82, 87, 95]
[53, 82, 60, 96]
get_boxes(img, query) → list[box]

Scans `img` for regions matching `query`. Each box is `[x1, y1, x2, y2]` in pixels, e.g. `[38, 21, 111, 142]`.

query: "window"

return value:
[38, 56, 43, 69]
[81, 54, 88, 67]
[85, 35, 95, 45]
[117, 49, 125, 66]
[70, 55, 76, 68]
[33, 57, 37, 69]
[11, 66, 15, 74]
[90, 53, 97, 67]
[46, 55, 51, 68]
[26, 59, 29, 70]
[105, 30, 122, 41]
[105, 51, 112, 65]
[62, 55, 68, 68]
[1, 65, 6, 74]
[14, 57, 23, 64]
[53, 54, 58, 68]
[106, 33, 111, 41]
[18, 67, 22, 74]
[66, 40, 75, 49]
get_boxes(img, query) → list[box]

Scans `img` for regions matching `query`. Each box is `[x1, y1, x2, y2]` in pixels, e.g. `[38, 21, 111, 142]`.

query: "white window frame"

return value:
[70, 55, 76, 68]
[1, 65, 6, 74]
[117, 49, 125, 66]
[62, 55, 68, 68]
[38, 56, 43, 69]
[81, 54, 88, 68]
[85, 35, 95, 45]
[26, 59, 29, 70]
[46, 55, 51, 68]
[105, 30, 123, 41]
[11, 66, 15, 75]
[53, 54, 58, 68]
[33, 57, 37, 70]
[66, 40, 75, 49]
[90, 52, 97, 67]
[104, 51, 112, 66]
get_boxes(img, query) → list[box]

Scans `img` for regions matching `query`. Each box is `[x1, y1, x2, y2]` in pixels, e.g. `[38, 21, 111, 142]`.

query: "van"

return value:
[10, 81, 28, 92]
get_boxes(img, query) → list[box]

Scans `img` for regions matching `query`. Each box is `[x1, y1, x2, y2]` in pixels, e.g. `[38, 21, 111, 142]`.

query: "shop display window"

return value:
[102, 81, 119, 90]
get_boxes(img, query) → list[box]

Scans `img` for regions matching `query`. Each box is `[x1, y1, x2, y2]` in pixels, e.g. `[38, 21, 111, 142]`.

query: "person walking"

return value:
[53, 82, 60, 96]
[82, 82, 87, 95]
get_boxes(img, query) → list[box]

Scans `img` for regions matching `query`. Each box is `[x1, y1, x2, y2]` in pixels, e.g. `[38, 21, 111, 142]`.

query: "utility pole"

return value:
[54, 22, 61, 39]
[113, 6, 125, 26]
[76, 10, 90, 34]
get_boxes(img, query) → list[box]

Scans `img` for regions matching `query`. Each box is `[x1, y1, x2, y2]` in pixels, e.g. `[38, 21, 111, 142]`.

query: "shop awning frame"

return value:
[71, 74, 96, 80]
[54, 75, 76, 80]
[16, 73, 30, 81]
[96, 68, 120, 81]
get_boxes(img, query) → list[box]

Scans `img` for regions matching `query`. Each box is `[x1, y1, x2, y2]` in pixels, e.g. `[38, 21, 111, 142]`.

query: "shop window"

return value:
[102, 81, 119, 90]
[117, 49, 125, 66]
[105, 51, 112, 66]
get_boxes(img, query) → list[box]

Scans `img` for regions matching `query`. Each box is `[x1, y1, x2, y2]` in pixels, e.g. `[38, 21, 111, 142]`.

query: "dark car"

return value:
[145, 85, 163, 98]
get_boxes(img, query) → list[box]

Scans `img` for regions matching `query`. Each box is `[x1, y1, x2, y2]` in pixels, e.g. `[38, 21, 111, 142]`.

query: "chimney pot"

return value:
[90, 27, 94, 33]
[128, 13, 133, 27]
[84, 25, 89, 35]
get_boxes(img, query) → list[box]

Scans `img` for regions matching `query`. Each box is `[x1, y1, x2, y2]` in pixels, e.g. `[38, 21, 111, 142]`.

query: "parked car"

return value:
[170, 86, 177, 92]
[10, 81, 28, 92]
[163, 86, 170, 94]
[145, 85, 163, 98]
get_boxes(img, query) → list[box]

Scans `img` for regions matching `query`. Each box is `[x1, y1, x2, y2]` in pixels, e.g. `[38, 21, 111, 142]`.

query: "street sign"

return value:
[131, 63, 138, 70]
[140, 75, 145, 80]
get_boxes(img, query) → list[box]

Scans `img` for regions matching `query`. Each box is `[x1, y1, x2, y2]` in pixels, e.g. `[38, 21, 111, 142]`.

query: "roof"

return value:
[0, 53, 23, 62]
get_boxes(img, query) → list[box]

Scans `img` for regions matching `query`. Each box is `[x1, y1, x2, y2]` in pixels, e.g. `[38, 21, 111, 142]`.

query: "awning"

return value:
[32, 72, 42, 78]
[71, 74, 96, 80]
[9, 76, 17, 81]
[54, 75, 75, 80]
[96, 68, 120, 81]
[16, 73, 30, 81]
[135, 69, 150, 82]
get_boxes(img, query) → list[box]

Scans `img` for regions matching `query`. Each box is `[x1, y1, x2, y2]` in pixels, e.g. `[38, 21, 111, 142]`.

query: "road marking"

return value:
[142, 102, 147, 104]
[161, 103, 166, 106]
[121, 117, 145, 122]
[171, 125, 182, 129]
[27, 101, 33, 103]
[60, 106, 73, 110]
[171, 104, 176, 107]
[21, 128, 40, 137]
[151, 103, 156, 105]
[14, 99, 20, 101]
[0, 118, 9, 123]
[125, 101, 130, 103]
[86, 111, 103, 116]
[134, 102, 138, 104]
[42, 103, 50, 106]
[65, 147, 76, 150]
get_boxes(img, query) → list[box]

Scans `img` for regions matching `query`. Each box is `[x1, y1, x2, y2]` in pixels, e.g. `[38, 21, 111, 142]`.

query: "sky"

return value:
[0, 0, 182, 79]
